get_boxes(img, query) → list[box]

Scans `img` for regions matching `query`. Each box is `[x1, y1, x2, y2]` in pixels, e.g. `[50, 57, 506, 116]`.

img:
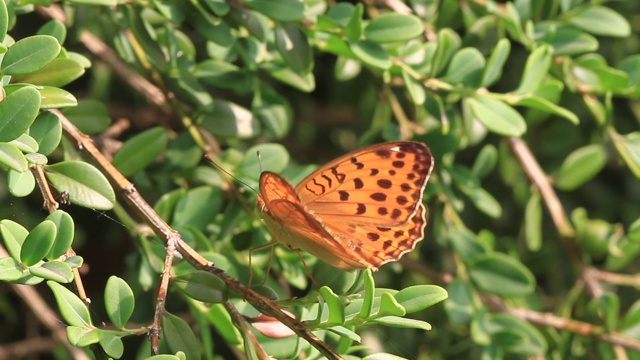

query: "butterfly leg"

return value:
[290, 247, 319, 288]
[248, 241, 276, 288]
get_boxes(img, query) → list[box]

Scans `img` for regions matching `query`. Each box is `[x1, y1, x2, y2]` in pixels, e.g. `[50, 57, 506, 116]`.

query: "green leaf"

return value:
[198, 100, 259, 139]
[237, 143, 290, 178]
[65, 255, 84, 269]
[515, 44, 553, 95]
[471, 144, 497, 179]
[37, 86, 78, 109]
[173, 270, 228, 304]
[37, 20, 66, 43]
[7, 169, 36, 197]
[1, 35, 60, 75]
[482, 38, 510, 87]
[112, 127, 168, 176]
[0, 86, 41, 142]
[105, 276, 135, 329]
[448, 227, 488, 261]
[319, 286, 345, 325]
[275, 23, 312, 74]
[253, 89, 292, 139]
[163, 312, 201, 360]
[444, 279, 474, 326]
[99, 331, 124, 358]
[10, 133, 38, 153]
[371, 316, 432, 331]
[469, 253, 536, 296]
[44, 161, 115, 210]
[263, 63, 316, 92]
[244, 0, 304, 22]
[364, 13, 423, 43]
[21, 220, 56, 266]
[358, 269, 375, 319]
[344, 3, 363, 42]
[30, 112, 62, 156]
[0, 143, 28, 172]
[611, 131, 640, 178]
[29, 260, 73, 282]
[555, 144, 607, 190]
[0, 0, 7, 42]
[194, 60, 251, 92]
[486, 313, 547, 354]
[0, 257, 23, 281]
[538, 25, 598, 56]
[443, 47, 484, 87]
[13, 58, 85, 87]
[524, 191, 542, 252]
[0, 220, 29, 261]
[66, 326, 100, 347]
[376, 292, 406, 317]
[350, 40, 391, 70]
[61, 99, 111, 134]
[394, 285, 448, 313]
[401, 68, 426, 105]
[47, 281, 92, 327]
[172, 186, 223, 230]
[513, 95, 579, 125]
[568, 5, 630, 37]
[45, 210, 75, 259]
[430, 28, 460, 77]
[467, 96, 526, 137]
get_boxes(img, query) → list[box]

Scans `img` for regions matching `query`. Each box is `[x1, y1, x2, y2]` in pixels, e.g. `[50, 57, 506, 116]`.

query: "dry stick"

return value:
[486, 296, 640, 353]
[54, 110, 345, 360]
[224, 300, 271, 360]
[507, 137, 579, 257]
[404, 257, 640, 353]
[0, 245, 91, 360]
[0, 337, 57, 360]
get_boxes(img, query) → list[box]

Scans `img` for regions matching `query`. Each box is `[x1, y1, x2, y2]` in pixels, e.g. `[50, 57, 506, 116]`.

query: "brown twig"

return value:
[150, 237, 176, 354]
[585, 267, 640, 289]
[0, 336, 56, 360]
[36, 5, 172, 115]
[224, 300, 271, 360]
[507, 137, 579, 257]
[54, 109, 345, 359]
[487, 295, 640, 353]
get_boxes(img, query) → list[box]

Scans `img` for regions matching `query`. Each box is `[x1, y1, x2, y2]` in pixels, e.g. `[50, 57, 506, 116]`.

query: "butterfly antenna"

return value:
[257, 151, 264, 173]
[203, 153, 260, 195]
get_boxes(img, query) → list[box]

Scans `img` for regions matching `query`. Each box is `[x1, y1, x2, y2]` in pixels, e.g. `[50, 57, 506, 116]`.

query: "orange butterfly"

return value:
[256, 141, 434, 271]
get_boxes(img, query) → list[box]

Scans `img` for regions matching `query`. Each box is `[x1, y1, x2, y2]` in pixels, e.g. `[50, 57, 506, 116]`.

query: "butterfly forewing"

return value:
[294, 141, 433, 227]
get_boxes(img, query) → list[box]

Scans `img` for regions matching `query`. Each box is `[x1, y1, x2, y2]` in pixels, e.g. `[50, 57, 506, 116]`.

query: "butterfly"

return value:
[256, 141, 434, 271]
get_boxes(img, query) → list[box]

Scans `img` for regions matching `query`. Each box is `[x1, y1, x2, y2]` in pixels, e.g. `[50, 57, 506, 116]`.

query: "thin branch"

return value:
[507, 137, 579, 258]
[150, 238, 176, 354]
[487, 295, 640, 353]
[54, 109, 345, 360]
[224, 300, 271, 360]
[585, 267, 640, 289]
[0, 337, 56, 360]
[36, 4, 172, 115]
